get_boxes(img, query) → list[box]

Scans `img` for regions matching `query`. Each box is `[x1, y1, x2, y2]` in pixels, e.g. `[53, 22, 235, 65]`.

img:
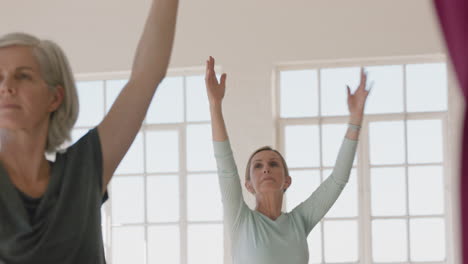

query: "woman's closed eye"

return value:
[269, 161, 279, 167]
[16, 72, 32, 80]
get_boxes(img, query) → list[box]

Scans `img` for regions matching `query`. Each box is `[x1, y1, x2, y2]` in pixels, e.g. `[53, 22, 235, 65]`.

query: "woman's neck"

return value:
[255, 191, 284, 220]
[0, 126, 50, 185]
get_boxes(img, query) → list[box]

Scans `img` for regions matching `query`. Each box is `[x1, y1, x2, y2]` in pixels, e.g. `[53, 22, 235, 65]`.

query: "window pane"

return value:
[62, 128, 89, 150]
[65, 128, 89, 148]
[407, 119, 443, 164]
[372, 219, 407, 262]
[364, 65, 404, 114]
[280, 70, 318, 118]
[320, 67, 360, 116]
[75, 81, 104, 127]
[112, 226, 145, 264]
[72, 128, 88, 143]
[369, 121, 405, 165]
[408, 166, 444, 215]
[187, 174, 222, 221]
[286, 170, 321, 211]
[147, 77, 184, 124]
[371, 167, 406, 216]
[148, 225, 180, 264]
[147, 176, 179, 222]
[115, 132, 144, 175]
[308, 224, 322, 263]
[101, 208, 108, 246]
[146, 130, 179, 173]
[111, 176, 144, 224]
[324, 169, 358, 218]
[105, 79, 127, 112]
[410, 218, 446, 261]
[324, 220, 358, 262]
[406, 63, 447, 112]
[188, 224, 223, 264]
[187, 124, 216, 171]
[285, 125, 320, 168]
[186, 75, 210, 122]
[322, 124, 357, 167]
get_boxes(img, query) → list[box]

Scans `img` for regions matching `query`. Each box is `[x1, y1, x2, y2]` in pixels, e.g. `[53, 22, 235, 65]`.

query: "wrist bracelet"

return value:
[348, 123, 362, 131]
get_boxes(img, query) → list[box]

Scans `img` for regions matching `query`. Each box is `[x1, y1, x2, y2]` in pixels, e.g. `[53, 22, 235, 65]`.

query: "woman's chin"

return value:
[257, 184, 283, 194]
[0, 123, 21, 130]
[0, 119, 25, 130]
[0, 122, 35, 134]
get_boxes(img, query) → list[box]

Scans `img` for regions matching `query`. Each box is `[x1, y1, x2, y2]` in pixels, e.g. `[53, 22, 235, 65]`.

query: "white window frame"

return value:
[274, 54, 459, 264]
[74, 66, 224, 264]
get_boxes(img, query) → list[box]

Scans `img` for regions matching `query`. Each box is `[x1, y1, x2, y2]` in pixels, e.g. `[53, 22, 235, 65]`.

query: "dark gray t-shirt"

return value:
[0, 128, 107, 264]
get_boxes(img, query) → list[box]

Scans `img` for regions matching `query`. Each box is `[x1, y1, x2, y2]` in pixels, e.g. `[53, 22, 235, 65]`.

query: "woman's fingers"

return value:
[347, 68, 369, 96]
[361, 68, 367, 82]
[209, 56, 216, 73]
[220, 73, 227, 88]
[205, 56, 227, 92]
[205, 56, 217, 84]
[355, 68, 366, 92]
[205, 60, 211, 79]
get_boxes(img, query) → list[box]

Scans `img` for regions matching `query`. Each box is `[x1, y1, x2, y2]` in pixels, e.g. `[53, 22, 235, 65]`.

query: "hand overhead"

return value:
[205, 56, 227, 106]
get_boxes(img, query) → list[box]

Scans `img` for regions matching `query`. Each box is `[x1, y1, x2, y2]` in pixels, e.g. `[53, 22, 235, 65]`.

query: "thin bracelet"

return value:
[348, 123, 362, 131]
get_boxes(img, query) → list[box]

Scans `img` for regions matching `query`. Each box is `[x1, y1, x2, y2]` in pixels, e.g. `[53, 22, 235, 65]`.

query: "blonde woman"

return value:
[206, 56, 370, 264]
[0, 0, 178, 263]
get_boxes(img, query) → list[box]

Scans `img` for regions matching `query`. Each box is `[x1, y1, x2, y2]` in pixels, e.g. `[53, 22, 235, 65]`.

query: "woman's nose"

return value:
[0, 77, 15, 95]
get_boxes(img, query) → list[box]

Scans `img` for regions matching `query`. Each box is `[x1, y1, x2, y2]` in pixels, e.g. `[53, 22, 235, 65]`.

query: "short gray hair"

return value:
[0, 32, 79, 153]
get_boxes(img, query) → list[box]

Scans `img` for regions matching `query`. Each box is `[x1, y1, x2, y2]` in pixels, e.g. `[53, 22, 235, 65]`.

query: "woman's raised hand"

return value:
[347, 68, 372, 124]
[205, 56, 227, 106]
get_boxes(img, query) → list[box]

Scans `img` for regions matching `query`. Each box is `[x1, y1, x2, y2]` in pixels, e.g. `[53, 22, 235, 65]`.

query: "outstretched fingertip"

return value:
[220, 73, 227, 82]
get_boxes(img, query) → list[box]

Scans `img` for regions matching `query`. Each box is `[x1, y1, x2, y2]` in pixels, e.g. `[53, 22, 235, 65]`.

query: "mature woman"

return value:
[0, 0, 178, 263]
[205, 56, 370, 264]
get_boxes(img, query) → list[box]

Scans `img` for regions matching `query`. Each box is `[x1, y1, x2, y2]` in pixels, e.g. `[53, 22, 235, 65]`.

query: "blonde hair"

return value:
[0, 32, 79, 153]
[245, 146, 290, 181]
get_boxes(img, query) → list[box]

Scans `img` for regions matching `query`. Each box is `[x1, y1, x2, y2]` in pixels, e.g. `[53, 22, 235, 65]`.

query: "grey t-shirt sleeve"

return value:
[292, 137, 358, 234]
[213, 140, 246, 233]
[68, 127, 108, 203]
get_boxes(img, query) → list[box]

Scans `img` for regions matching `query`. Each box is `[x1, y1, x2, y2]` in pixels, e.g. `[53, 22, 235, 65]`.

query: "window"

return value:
[277, 58, 452, 263]
[69, 70, 223, 264]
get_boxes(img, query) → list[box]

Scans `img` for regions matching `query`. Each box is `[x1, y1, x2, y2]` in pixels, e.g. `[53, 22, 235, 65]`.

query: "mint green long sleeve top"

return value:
[213, 138, 358, 264]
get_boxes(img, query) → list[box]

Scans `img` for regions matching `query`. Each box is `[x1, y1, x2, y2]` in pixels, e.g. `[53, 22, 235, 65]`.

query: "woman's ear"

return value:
[245, 180, 256, 194]
[49, 85, 64, 112]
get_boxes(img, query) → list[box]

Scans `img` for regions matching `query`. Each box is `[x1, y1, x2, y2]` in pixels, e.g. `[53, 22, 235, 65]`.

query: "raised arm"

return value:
[206, 56, 228, 141]
[294, 68, 371, 233]
[98, 0, 179, 192]
[206, 57, 246, 232]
